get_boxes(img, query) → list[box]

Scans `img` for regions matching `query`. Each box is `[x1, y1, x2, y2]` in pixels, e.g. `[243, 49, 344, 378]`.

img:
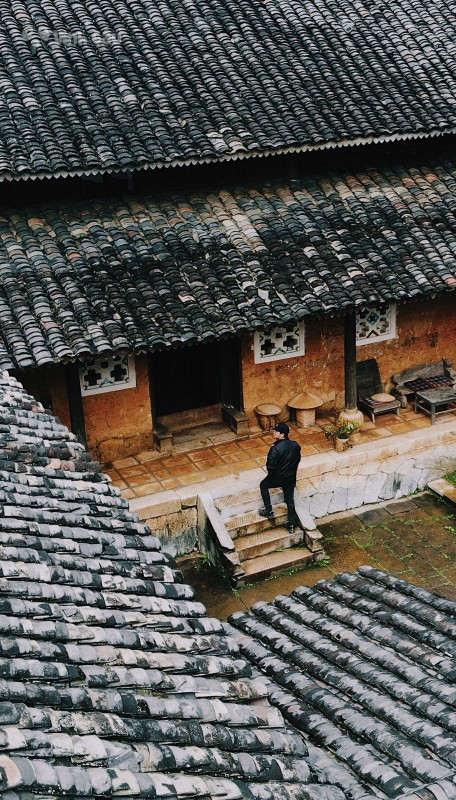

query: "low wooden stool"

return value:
[254, 403, 282, 432]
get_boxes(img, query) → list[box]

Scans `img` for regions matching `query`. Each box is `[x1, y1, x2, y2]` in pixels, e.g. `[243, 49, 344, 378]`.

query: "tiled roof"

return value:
[1, 160, 456, 369]
[1, 0, 456, 180]
[0, 371, 348, 800]
[228, 567, 456, 800]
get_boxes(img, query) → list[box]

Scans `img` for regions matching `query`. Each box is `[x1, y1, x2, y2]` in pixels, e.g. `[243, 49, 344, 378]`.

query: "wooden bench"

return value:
[392, 358, 456, 408]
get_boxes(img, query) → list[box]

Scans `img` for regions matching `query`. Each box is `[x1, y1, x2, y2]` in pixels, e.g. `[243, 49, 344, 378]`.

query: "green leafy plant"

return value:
[194, 552, 213, 571]
[316, 555, 332, 568]
[323, 421, 358, 441]
[445, 470, 456, 487]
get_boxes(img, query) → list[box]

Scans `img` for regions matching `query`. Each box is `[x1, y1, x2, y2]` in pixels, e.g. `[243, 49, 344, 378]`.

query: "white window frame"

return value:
[356, 303, 397, 346]
[253, 322, 305, 364]
[79, 354, 136, 396]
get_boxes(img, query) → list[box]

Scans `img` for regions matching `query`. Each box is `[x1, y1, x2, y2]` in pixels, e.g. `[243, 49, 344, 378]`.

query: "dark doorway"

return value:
[150, 338, 242, 418]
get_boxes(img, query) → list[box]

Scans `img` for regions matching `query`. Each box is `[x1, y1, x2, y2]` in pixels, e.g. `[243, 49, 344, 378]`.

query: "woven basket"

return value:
[334, 436, 349, 452]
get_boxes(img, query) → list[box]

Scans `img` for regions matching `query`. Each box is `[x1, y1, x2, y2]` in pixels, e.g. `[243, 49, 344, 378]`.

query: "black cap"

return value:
[273, 422, 289, 437]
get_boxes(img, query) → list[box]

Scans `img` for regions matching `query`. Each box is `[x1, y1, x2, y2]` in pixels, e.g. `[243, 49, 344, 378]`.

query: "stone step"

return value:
[215, 487, 283, 518]
[428, 478, 456, 508]
[215, 489, 316, 532]
[240, 547, 316, 583]
[235, 526, 304, 561]
[225, 503, 288, 538]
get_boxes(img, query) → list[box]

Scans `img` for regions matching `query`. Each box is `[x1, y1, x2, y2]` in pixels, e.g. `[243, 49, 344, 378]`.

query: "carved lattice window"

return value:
[254, 322, 305, 363]
[356, 304, 396, 345]
[79, 354, 136, 396]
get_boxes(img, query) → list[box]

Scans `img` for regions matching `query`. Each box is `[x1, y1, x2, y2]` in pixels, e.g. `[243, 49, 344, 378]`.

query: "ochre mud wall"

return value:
[17, 355, 154, 463]
[83, 354, 153, 463]
[241, 296, 456, 424]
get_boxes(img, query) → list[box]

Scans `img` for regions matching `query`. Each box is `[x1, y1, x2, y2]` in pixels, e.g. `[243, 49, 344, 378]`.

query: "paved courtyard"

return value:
[179, 491, 456, 617]
[105, 406, 455, 499]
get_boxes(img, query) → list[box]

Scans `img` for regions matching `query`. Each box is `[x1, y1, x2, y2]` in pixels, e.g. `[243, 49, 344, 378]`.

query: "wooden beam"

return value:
[65, 363, 88, 449]
[344, 312, 357, 410]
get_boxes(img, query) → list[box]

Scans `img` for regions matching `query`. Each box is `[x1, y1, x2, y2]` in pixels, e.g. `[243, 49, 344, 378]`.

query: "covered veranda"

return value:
[106, 403, 456, 500]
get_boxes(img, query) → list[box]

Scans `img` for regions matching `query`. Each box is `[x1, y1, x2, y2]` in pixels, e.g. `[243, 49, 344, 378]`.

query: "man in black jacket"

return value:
[258, 422, 301, 533]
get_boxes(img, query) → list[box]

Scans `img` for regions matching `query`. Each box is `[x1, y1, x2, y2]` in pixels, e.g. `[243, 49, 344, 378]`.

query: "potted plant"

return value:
[323, 421, 358, 452]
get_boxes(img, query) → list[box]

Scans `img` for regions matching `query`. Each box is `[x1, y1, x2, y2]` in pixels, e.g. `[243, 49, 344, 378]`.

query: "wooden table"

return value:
[414, 387, 456, 424]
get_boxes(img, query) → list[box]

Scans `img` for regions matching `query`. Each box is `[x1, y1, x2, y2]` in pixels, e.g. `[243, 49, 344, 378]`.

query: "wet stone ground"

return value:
[178, 492, 456, 618]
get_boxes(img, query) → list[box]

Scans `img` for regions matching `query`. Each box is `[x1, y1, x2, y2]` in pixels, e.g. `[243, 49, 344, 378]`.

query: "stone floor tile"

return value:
[299, 445, 319, 456]
[231, 459, 258, 471]
[171, 463, 203, 476]
[409, 418, 431, 428]
[160, 478, 180, 489]
[177, 473, 206, 485]
[384, 498, 424, 515]
[383, 415, 404, 425]
[204, 465, 232, 478]
[242, 449, 269, 461]
[214, 441, 245, 454]
[166, 454, 193, 466]
[188, 447, 218, 461]
[224, 450, 258, 462]
[112, 456, 139, 469]
[412, 492, 450, 512]
[120, 465, 148, 477]
[136, 449, 160, 463]
[104, 469, 120, 480]
[386, 422, 416, 433]
[221, 453, 244, 463]
[195, 457, 224, 470]
[239, 437, 271, 450]
[314, 440, 335, 452]
[111, 479, 127, 489]
[121, 488, 136, 499]
[435, 411, 456, 423]
[146, 458, 170, 472]
[360, 420, 376, 430]
[365, 427, 394, 438]
[208, 432, 239, 444]
[133, 482, 162, 496]
[126, 474, 154, 487]
[354, 506, 393, 524]
[149, 469, 173, 481]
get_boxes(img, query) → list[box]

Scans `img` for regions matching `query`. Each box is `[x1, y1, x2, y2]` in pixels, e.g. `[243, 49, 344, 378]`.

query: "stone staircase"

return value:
[199, 486, 325, 586]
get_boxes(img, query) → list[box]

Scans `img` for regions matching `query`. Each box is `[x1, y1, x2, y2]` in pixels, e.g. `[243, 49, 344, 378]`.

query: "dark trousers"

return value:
[260, 475, 296, 522]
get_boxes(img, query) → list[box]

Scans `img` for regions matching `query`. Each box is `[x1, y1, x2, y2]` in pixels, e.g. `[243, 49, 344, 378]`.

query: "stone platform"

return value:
[117, 414, 456, 556]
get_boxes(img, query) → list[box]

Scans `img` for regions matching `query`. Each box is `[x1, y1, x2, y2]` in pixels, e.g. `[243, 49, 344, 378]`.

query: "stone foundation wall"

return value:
[296, 428, 456, 518]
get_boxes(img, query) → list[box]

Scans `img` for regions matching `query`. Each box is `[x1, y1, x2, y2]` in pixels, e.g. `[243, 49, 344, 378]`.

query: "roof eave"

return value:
[1, 127, 454, 183]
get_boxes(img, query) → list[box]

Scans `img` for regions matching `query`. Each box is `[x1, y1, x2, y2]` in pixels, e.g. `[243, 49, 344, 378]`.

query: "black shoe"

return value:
[259, 507, 274, 519]
[287, 524, 295, 535]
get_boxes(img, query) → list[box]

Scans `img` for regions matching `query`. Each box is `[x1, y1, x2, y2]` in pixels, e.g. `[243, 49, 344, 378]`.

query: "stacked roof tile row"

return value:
[0, 0, 456, 180]
[1, 160, 456, 369]
[0, 373, 454, 798]
[0, 371, 349, 800]
[229, 566, 456, 800]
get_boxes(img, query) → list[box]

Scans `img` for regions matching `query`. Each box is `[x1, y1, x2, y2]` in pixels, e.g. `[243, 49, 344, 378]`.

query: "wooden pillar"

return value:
[65, 363, 87, 449]
[344, 311, 358, 410]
